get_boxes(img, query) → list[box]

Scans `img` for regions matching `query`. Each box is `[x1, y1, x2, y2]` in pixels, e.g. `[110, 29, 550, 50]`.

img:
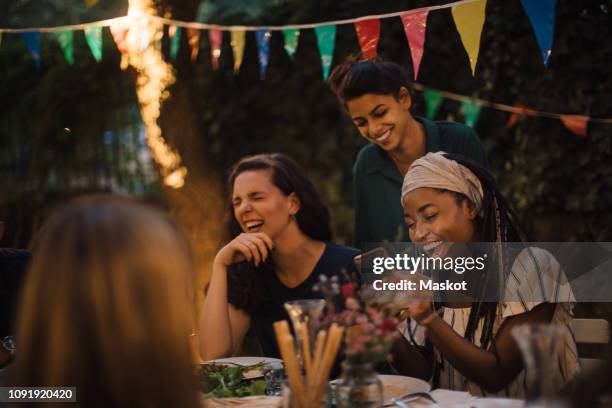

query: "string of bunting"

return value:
[1, 0, 609, 136]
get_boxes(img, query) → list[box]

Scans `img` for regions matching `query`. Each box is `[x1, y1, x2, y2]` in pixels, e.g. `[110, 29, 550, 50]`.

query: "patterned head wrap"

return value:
[401, 151, 484, 213]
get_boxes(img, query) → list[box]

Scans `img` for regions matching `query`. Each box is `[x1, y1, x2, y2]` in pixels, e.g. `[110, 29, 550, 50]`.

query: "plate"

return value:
[202, 357, 283, 379]
[379, 374, 431, 403]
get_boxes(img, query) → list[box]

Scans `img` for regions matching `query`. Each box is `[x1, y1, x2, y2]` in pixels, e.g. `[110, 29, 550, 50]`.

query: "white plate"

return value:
[202, 357, 283, 379]
[379, 374, 431, 403]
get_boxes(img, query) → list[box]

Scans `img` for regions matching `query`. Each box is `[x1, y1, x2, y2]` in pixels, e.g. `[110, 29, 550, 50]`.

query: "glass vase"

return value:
[335, 361, 383, 408]
[512, 324, 567, 407]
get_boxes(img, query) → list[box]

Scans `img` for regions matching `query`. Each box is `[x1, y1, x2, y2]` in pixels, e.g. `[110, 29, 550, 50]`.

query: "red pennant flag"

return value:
[559, 115, 589, 137]
[186, 28, 200, 62]
[354, 19, 380, 59]
[507, 112, 520, 129]
[401, 11, 429, 80]
[209, 29, 222, 70]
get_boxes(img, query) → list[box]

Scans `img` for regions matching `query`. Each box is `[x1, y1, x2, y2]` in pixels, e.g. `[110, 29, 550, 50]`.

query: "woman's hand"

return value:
[214, 232, 274, 268]
[399, 300, 433, 323]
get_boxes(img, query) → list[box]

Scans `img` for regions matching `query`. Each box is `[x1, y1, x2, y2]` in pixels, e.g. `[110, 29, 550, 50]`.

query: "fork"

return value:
[383, 392, 437, 407]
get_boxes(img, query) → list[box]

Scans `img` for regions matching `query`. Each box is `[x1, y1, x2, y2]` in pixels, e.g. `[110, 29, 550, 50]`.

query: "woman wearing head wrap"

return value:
[391, 152, 578, 398]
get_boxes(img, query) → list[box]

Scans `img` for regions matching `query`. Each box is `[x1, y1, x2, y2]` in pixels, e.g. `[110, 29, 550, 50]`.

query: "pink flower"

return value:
[341, 283, 355, 298]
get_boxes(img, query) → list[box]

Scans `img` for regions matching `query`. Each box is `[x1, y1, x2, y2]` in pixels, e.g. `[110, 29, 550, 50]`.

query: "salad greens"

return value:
[198, 363, 267, 398]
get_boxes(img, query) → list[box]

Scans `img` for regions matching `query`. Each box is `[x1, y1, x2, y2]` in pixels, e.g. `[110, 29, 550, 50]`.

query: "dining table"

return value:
[203, 386, 525, 407]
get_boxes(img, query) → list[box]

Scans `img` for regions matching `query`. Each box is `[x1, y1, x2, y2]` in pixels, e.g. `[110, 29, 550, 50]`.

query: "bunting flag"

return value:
[521, 0, 556, 67]
[314, 25, 336, 80]
[209, 29, 222, 70]
[451, 0, 487, 75]
[169, 26, 181, 61]
[186, 28, 200, 62]
[401, 11, 429, 80]
[110, 19, 130, 54]
[460, 98, 482, 127]
[424, 89, 444, 119]
[282, 28, 300, 60]
[230, 30, 245, 72]
[138, 18, 150, 51]
[560, 115, 589, 137]
[354, 19, 380, 59]
[255, 30, 271, 79]
[54, 30, 74, 65]
[20, 32, 40, 67]
[84, 26, 103, 62]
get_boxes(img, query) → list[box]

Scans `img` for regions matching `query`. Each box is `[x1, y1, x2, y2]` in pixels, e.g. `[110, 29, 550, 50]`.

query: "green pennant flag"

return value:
[461, 99, 482, 127]
[424, 89, 444, 119]
[54, 30, 74, 65]
[84, 26, 103, 62]
[314, 25, 336, 80]
[169, 26, 182, 61]
[282, 29, 300, 60]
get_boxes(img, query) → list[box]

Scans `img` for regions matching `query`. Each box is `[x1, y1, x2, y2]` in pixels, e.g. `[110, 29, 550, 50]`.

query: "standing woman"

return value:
[329, 56, 488, 247]
[392, 152, 578, 397]
[199, 153, 358, 360]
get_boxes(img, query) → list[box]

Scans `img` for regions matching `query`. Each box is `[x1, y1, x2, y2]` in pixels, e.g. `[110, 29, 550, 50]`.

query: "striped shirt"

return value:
[401, 247, 579, 398]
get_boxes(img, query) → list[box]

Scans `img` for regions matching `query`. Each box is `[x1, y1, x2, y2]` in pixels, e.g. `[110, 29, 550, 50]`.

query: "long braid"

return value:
[442, 154, 527, 351]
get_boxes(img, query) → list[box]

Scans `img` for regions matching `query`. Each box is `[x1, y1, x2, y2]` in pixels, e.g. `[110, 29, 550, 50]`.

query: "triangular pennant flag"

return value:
[559, 115, 588, 137]
[452, 0, 487, 75]
[282, 29, 300, 60]
[314, 25, 336, 80]
[401, 11, 429, 80]
[84, 26, 103, 62]
[186, 28, 200, 62]
[139, 18, 150, 51]
[209, 29, 222, 70]
[110, 20, 129, 54]
[424, 89, 444, 119]
[460, 99, 482, 127]
[354, 19, 380, 59]
[54, 30, 74, 65]
[21, 32, 41, 67]
[521, 0, 556, 67]
[255, 30, 271, 79]
[230, 30, 245, 73]
[507, 112, 520, 129]
[169, 26, 182, 61]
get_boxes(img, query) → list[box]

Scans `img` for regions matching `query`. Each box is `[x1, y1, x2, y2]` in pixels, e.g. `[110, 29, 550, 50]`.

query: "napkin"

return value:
[203, 396, 282, 407]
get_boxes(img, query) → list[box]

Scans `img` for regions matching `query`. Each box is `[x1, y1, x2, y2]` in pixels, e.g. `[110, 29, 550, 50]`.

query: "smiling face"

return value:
[402, 187, 477, 256]
[231, 169, 299, 240]
[345, 88, 412, 151]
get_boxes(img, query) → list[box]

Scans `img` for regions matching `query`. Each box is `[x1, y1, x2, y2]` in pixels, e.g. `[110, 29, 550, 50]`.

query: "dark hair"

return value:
[224, 154, 332, 311]
[328, 54, 412, 106]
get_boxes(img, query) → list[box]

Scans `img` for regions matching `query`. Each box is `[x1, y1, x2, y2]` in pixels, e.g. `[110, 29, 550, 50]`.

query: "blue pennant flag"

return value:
[521, 0, 556, 67]
[21, 32, 41, 67]
[255, 30, 271, 79]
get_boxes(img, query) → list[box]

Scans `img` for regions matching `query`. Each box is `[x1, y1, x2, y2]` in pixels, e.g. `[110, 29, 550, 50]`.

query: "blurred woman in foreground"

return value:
[10, 195, 201, 408]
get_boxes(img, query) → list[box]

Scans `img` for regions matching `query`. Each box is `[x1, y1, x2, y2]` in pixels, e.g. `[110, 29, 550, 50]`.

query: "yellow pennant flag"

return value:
[231, 30, 245, 73]
[452, 0, 487, 75]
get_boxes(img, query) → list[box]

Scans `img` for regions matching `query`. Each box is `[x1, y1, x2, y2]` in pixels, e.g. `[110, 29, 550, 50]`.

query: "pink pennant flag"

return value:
[354, 19, 380, 59]
[186, 28, 201, 62]
[209, 29, 222, 70]
[110, 20, 130, 54]
[560, 115, 589, 137]
[401, 11, 429, 80]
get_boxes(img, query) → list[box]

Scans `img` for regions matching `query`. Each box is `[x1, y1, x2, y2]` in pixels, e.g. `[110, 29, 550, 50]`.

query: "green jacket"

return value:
[353, 117, 489, 248]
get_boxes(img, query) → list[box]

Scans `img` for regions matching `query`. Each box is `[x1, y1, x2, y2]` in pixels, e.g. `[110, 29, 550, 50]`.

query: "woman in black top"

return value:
[199, 153, 358, 359]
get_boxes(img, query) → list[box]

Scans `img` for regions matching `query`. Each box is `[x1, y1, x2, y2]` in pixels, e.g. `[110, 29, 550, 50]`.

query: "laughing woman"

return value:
[328, 56, 488, 247]
[391, 152, 578, 397]
[199, 154, 358, 360]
